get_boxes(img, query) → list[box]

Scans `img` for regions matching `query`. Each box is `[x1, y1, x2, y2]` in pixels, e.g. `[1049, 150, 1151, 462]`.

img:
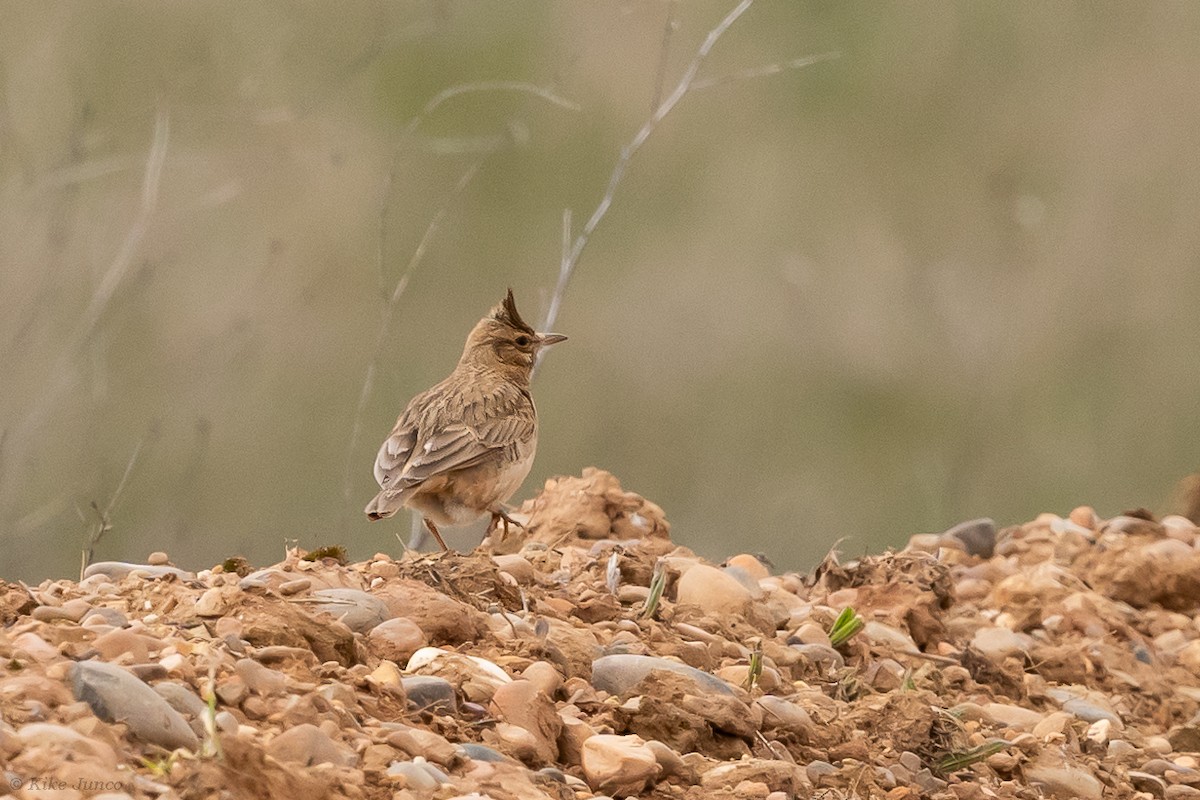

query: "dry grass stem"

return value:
[535, 0, 833, 361]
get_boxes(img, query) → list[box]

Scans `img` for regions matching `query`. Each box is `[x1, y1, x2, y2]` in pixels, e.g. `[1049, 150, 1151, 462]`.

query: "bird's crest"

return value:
[491, 288, 535, 335]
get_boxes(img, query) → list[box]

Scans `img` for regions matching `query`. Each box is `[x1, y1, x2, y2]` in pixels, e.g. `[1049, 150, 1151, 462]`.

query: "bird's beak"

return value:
[538, 333, 568, 347]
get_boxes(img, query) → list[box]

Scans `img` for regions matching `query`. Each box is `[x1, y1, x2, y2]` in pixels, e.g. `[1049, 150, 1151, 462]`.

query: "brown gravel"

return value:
[3, 471, 1200, 800]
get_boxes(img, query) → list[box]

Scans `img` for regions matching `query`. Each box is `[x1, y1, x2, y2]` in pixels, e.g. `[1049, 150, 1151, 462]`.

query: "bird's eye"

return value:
[515, 335, 531, 347]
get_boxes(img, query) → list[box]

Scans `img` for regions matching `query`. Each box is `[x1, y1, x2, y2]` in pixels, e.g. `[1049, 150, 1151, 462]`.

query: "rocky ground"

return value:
[4, 468, 1200, 799]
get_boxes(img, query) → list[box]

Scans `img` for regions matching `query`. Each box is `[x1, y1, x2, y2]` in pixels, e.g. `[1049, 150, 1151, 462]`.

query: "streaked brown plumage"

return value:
[364, 290, 566, 550]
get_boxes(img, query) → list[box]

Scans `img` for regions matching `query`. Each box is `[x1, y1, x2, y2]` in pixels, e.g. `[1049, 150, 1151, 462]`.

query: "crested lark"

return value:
[364, 289, 566, 550]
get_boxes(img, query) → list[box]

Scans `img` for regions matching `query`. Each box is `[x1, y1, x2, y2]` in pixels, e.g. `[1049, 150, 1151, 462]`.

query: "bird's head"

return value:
[460, 289, 567, 381]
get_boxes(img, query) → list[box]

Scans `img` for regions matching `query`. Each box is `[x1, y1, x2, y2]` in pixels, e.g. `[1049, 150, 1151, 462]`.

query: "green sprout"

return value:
[828, 607, 865, 647]
[936, 740, 1008, 773]
[641, 560, 667, 619]
[744, 639, 764, 692]
[200, 669, 224, 760]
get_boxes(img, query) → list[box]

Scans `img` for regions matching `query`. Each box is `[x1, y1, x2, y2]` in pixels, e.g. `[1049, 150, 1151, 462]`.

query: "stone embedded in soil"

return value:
[581, 733, 661, 796]
[373, 579, 489, 644]
[153, 681, 208, 721]
[311, 587, 391, 633]
[940, 516, 997, 557]
[1024, 755, 1104, 799]
[402, 675, 458, 714]
[675, 563, 754, 618]
[701, 758, 807, 794]
[367, 616, 428, 663]
[266, 722, 356, 767]
[69, 661, 198, 751]
[489, 679, 561, 764]
[82, 561, 195, 581]
[591, 654, 736, 697]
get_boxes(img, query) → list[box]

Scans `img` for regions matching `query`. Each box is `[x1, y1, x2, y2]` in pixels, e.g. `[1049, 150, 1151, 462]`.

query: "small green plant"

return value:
[220, 556, 251, 577]
[936, 740, 1008, 773]
[200, 668, 224, 760]
[139, 751, 179, 777]
[641, 560, 667, 619]
[743, 639, 764, 692]
[828, 607, 865, 647]
[302, 545, 347, 564]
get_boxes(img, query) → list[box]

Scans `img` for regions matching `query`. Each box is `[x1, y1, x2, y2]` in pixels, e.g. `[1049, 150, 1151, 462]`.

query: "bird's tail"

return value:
[364, 490, 403, 520]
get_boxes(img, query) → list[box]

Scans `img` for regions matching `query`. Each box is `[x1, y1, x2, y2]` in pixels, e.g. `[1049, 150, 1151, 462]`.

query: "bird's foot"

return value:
[487, 508, 524, 540]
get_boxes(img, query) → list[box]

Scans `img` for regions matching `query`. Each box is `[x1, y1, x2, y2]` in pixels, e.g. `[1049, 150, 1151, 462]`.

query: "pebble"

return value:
[792, 622, 832, 646]
[459, 742, 512, 762]
[311, 588, 391, 633]
[278, 578, 311, 596]
[386, 758, 448, 790]
[726, 553, 770, 580]
[367, 616, 429, 663]
[675, 563, 753, 616]
[970, 626, 1033, 660]
[387, 726, 460, 767]
[591, 654, 736, 697]
[266, 722, 356, 766]
[82, 562, 195, 581]
[153, 681, 207, 720]
[194, 586, 230, 617]
[521, 661, 563, 698]
[69, 661, 198, 750]
[491, 554, 536, 584]
[17, 722, 119, 762]
[940, 517, 997, 558]
[1024, 758, 1103, 799]
[489, 680, 561, 763]
[234, 658, 287, 695]
[581, 734, 661, 796]
[402, 675, 458, 714]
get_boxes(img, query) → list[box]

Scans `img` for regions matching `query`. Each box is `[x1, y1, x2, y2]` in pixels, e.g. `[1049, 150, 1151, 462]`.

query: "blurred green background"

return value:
[3, 2, 1199, 582]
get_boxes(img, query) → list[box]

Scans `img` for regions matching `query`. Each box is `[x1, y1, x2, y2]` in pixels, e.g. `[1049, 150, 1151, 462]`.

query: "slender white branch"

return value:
[378, 82, 579, 291]
[536, 0, 835, 340]
[691, 52, 841, 91]
[73, 108, 170, 352]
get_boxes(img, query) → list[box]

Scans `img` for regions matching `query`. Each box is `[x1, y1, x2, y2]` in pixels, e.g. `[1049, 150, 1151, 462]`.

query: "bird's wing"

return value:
[372, 380, 534, 495]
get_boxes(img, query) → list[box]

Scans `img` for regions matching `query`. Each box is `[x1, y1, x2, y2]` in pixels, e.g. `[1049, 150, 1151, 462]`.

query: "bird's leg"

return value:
[423, 517, 449, 552]
[487, 507, 525, 539]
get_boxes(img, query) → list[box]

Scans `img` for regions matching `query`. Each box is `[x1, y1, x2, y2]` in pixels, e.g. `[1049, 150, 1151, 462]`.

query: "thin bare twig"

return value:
[537, 0, 761, 357]
[377, 82, 579, 291]
[9, 109, 169, 473]
[650, 0, 680, 112]
[691, 52, 841, 91]
[80, 430, 153, 577]
[71, 108, 169, 353]
[533, 3, 838, 356]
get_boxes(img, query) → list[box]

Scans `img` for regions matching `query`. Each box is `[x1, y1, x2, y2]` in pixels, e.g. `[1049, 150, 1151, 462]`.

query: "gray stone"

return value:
[154, 681, 208, 719]
[82, 562, 195, 582]
[70, 661, 199, 751]
[403, 675, 458, 714]
[82, 607, 128, 627]
[459, 743, 513, 763]
[789, 643, 845, 671]
[266, 723, 355, 766]
[386, 759, 449, 790]
[941, 518, 997, 558]
[311, 588, 391, 633]
[591, 654, 736, 697]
